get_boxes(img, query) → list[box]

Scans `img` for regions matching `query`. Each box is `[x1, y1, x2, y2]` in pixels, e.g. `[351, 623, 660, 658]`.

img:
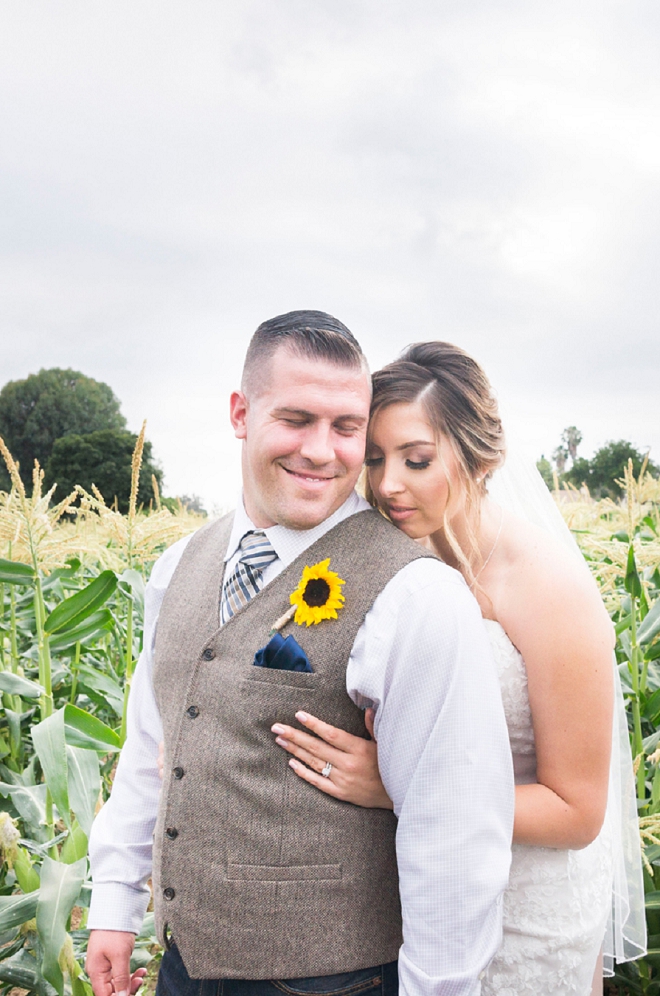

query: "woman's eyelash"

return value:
[406, 459, 431, 470]
[364, 457, 383, 467]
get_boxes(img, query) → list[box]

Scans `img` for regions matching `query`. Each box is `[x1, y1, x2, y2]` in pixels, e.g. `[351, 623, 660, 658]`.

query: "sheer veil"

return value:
[487, 450, 647, 977]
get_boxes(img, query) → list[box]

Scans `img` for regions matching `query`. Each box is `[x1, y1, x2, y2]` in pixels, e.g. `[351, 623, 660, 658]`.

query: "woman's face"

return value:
[366, 401, 461, 540]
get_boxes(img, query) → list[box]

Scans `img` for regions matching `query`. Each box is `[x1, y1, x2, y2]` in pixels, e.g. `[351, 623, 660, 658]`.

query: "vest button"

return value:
[172, 766, 184, 779]
[165, 827, 178, 840]
[187, 705, 199, 719]
[163, 887, 175, 900]
[202, 648, 215, 661]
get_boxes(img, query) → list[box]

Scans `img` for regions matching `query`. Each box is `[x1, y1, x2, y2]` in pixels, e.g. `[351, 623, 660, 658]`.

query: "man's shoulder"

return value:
[149, 512, 235, 590]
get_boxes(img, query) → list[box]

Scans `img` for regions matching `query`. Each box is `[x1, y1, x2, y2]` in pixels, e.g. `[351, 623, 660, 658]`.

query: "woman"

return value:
[270, 342, 643, 995]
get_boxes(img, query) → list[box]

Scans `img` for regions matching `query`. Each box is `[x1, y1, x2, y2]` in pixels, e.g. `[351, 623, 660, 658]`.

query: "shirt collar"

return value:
[224, 490, 370, 568]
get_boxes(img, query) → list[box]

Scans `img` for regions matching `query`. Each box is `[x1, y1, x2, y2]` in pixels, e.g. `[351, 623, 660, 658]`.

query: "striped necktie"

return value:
[220, 531, 278, 625]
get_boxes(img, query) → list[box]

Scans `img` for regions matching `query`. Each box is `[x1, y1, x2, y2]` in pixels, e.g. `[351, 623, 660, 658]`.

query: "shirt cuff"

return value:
[87, 882, 151, 935]
[398, 948, 482, 996]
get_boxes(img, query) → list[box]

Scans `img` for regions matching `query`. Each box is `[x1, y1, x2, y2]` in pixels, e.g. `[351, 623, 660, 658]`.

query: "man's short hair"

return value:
[242, 310, 366, 396]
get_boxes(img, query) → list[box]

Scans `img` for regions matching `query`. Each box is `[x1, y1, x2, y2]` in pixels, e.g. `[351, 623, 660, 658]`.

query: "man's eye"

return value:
[282, 419, 307, 426]
[365, 457, 383, 467]
[406, 459, 431, 470]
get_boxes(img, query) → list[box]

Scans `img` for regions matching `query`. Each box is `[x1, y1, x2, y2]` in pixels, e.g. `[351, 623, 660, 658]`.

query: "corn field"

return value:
[0, 431, 659, 996]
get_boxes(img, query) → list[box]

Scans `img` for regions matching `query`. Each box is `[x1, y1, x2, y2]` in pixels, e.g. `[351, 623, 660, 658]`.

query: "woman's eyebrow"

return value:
[397, 440, 435, 451]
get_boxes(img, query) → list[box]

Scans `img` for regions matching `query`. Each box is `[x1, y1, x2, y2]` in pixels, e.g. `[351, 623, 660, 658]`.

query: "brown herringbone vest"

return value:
[152, 508, 436, 979]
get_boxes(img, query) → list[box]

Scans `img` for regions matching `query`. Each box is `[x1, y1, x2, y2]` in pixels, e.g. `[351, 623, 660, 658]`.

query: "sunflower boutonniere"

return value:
[270, 559, 346, 634]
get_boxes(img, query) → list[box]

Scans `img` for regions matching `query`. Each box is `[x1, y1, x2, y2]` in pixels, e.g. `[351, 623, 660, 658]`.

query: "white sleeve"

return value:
[87, 535, 193, 933]
[347, 559, 514, 996]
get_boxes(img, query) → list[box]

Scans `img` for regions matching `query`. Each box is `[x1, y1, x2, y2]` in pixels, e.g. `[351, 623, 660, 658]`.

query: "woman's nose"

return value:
[377, 463, 405, 497]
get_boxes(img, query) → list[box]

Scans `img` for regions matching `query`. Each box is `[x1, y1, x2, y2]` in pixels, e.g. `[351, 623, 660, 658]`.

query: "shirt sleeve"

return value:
[347, 559, 514, 996]
[87, 535, 193, 934]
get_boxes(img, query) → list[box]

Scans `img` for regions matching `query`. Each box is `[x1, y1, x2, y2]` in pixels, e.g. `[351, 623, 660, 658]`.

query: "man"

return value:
[86, 311, 513, 996]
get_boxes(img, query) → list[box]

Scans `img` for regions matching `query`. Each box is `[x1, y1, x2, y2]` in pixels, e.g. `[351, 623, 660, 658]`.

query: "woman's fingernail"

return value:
[271, 724, 286, 734]
[289, 758, 300, 770]
[275, 737, 289, 747]
[295, 711, 309, 723]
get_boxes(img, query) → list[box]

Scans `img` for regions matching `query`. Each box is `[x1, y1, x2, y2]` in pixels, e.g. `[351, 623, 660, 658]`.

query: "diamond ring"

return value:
[321, 761, 333, 778]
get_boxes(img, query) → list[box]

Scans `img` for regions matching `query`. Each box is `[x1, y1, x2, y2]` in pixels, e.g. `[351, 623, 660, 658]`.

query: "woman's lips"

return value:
[387, 505, 417, 521]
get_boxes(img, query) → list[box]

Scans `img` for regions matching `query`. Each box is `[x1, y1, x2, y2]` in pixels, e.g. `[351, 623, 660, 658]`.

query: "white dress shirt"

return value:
[88, 491, 514, 996]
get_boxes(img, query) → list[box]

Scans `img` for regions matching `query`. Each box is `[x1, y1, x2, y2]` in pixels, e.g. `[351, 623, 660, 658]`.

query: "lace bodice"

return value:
[481, 618, 612, 996]
[483, 619, 537, 784]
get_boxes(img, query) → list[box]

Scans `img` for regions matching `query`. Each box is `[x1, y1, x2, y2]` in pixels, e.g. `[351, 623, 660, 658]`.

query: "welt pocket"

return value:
[227, 863, 341, 881]
[242, 668, 319, 691]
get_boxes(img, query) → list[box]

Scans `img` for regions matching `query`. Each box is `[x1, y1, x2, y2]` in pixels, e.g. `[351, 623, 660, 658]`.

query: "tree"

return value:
[563, 440, 659, 499]
[536, 455, 554, 490]
[552, 445, 568, 475]
[44, 429, 163, 513]
[561, 426, 582, 463]
[0, 368, 126, 490]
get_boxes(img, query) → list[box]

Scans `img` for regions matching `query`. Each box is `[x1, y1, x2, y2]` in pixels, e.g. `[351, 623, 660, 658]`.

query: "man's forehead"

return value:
[258, 349, 371, 400]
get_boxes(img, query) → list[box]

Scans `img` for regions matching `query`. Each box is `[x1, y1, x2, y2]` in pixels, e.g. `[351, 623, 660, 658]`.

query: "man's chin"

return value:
[274, 490, 347, 531]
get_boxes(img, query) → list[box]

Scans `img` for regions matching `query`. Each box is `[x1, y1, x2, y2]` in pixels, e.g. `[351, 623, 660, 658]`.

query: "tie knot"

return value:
[238, 531, 278, 573]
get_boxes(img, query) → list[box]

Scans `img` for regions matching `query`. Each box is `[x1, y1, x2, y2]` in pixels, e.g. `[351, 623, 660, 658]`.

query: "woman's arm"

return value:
[271, 709, 393, 809]
[496, 525, 615, 849]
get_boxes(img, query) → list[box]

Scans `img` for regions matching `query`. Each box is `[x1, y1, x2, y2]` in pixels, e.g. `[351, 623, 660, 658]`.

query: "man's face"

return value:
[230, 347, 371, 530]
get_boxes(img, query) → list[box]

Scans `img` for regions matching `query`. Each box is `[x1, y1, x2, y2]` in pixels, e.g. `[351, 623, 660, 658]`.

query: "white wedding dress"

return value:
[481, 618, 613, 996]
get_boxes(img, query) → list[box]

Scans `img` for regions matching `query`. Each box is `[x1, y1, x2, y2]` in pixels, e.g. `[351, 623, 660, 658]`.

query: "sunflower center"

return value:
[302, 578, 331, 607]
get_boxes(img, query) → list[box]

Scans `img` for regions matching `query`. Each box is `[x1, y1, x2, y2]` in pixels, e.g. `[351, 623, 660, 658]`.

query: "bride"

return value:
[270, 341, 645, 995]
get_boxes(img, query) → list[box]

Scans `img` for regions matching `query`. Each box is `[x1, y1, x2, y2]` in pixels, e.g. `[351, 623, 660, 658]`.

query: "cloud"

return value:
[1, 1, 658, 507]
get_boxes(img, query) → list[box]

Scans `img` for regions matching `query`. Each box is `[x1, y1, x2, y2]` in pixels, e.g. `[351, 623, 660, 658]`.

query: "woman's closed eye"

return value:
[405, 458, 431, 470]
[365, 456, 383, 467]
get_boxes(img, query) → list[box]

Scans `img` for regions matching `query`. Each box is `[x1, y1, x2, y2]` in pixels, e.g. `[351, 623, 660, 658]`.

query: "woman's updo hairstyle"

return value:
[368, 341, 506, 580]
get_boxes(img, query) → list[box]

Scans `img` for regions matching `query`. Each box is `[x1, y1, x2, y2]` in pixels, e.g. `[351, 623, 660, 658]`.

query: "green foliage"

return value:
[0, 369, 125, 491]
[44, 430, 163, 512]
[536, 455, 554, 489]
[564, 441, 659, 498]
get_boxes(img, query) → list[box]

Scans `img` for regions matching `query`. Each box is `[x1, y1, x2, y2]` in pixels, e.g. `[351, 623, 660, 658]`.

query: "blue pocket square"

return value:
[253, 633, 313, 673]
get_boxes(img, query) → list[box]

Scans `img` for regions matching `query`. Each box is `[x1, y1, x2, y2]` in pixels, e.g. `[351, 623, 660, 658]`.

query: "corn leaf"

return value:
[639, 599, 660, 647]
[0, 950, 56, 996]
[0, 782, 47, 829]
[47, 609, 114, 654]
[646, 891, 660, 909]
[76, 666, 123, 717]
[60, 823, 88, 864]
[0, 672, 45, 699]
[63, 704, 121, 753]
[66, 746, 100, 837]
[0, 891, 40, 931]
[44, 571, 117, 636]
[36, 856, 86, 996]
[32, 710, 70, 830]
[0, 559, 35, 585]
[625, 545, 642, 598]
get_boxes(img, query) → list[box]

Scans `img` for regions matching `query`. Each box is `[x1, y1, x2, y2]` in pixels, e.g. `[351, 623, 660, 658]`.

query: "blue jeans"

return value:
[155, 944, 398, 996]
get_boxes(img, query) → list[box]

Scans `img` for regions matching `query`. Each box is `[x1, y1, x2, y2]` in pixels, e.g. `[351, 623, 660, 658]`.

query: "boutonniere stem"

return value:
[269, 605, 297, 636]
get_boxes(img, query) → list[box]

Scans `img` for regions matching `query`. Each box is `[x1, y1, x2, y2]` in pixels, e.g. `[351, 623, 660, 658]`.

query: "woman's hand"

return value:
[271, 709, 393, 809]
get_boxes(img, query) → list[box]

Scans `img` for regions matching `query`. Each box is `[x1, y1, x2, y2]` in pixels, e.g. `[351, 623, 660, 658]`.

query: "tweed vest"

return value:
[152, 508, 436, 980]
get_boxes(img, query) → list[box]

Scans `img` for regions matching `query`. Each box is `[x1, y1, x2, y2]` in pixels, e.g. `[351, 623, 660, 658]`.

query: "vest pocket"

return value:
[227, 863, 341, 881]
[242, 669, 319, 690]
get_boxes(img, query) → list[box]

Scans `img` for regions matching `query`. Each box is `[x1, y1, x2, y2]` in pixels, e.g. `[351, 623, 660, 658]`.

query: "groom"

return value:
[86, 311, 514, 996]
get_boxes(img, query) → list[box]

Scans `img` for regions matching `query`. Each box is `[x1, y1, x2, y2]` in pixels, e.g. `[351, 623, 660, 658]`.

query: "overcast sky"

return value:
[1, 1, 658, 511]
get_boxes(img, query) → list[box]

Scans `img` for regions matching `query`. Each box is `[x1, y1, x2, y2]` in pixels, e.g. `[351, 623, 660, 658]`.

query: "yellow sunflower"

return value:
[289, 558, 346, 626]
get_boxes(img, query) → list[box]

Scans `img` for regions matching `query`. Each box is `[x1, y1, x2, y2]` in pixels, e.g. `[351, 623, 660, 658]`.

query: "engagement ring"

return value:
[321, 761, 333, 778]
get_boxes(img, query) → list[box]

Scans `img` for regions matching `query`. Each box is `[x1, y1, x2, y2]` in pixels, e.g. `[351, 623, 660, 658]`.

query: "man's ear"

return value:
[229, 390, 249, 440]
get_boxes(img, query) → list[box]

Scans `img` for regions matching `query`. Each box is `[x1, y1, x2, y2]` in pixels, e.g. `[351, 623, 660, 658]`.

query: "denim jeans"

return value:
[155, 944, 398, 996]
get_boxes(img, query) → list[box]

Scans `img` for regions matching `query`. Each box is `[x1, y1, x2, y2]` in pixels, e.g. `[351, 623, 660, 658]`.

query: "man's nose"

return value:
[298, 423, 335, 465]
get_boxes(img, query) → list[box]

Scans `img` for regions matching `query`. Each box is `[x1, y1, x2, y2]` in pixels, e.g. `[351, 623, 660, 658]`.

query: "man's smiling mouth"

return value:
[282, 466, 335, 483]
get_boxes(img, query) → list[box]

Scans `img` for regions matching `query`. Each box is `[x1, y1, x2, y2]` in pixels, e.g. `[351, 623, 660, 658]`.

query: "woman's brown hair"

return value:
[366, 341, 506, 582]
